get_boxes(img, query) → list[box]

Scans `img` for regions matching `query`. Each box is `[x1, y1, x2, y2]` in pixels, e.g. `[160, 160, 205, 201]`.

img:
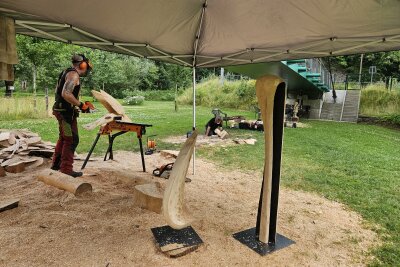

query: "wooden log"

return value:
[162, 130, 197, 229]
[0, 199, 19, 213]
[37, 170, 92, 196]
[133, 182, 163, 213]
[255, 75, 286, 243]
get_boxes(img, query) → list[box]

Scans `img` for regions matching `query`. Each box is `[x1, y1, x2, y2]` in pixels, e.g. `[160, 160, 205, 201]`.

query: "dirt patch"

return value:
[0, 151, 376, 266]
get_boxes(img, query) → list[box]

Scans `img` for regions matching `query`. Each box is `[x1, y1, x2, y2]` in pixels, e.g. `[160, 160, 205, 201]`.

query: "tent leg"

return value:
[233, 75, 294, 255]
[192, 67, 196, 175]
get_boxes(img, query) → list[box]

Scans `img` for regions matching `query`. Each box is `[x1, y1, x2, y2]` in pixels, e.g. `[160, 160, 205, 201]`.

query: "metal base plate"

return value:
[151, 225, 203, 256]
[233, 227, 295, 255]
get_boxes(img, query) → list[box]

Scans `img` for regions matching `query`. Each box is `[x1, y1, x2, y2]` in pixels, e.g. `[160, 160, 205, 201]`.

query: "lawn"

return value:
[0, 100, 399, 266]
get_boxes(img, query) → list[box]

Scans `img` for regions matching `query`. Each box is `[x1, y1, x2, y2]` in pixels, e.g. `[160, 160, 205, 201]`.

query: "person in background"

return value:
[51, 54, 92, 177]
[205, 116, 223, 136]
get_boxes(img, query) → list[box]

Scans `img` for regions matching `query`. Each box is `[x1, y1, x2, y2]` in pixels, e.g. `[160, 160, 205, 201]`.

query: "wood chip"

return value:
[0, 132, 10, 142]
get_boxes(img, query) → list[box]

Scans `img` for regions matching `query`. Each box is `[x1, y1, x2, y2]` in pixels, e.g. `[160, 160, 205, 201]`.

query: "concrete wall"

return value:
[323, 90, 346, 104]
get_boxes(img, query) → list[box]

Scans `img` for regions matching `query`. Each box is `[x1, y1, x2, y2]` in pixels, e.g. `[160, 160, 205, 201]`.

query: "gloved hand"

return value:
[78, 102, 90, 112]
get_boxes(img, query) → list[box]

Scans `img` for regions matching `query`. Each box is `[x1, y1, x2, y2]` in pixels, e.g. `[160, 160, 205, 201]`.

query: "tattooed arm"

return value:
[61, 71, 81, 106]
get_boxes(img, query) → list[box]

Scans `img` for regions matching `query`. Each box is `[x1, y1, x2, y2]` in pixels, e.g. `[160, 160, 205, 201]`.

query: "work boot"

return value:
[62, 170, 83, 178]
[50, 164, 60, 171]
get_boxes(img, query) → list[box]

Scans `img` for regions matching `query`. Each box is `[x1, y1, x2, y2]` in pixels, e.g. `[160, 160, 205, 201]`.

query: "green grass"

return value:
[360, 84, 400, 116]
[0, 100, 399, 265]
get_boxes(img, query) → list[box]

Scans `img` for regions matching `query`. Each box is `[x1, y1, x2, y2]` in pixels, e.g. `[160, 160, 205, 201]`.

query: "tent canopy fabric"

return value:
[0, 0, 399, 67]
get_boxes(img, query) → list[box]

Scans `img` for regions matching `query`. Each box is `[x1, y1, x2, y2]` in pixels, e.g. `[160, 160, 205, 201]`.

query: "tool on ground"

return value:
[145, 135, 157, 155]
[81, 117, 152, 172]
[153, 162, 174, 177]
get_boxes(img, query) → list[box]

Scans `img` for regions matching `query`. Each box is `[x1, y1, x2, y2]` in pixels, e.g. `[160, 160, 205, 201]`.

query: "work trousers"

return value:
[52, 111, 79, 174]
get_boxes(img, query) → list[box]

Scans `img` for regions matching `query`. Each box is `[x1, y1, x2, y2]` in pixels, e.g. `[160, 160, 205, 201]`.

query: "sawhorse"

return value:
[81, 120, 152, 172]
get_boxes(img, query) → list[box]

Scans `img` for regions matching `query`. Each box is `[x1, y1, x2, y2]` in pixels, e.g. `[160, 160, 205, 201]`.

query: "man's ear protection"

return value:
[73, 54, 93, 72]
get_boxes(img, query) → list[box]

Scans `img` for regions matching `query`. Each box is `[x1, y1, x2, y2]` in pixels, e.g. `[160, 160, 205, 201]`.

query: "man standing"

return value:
[51, 54, 92, 177]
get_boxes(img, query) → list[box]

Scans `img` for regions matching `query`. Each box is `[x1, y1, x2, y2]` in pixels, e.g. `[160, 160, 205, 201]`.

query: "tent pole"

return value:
[192, 67, 196, 175]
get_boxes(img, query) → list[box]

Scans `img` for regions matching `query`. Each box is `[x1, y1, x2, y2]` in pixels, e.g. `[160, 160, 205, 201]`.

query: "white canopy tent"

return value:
[0, 0, 399, 67]
[1, 0, 399, 253]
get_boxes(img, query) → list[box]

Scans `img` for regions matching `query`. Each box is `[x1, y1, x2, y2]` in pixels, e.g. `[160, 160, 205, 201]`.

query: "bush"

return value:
[122, 89, 177, 101]
[124, 96, 145, 105]
[360, 84, 400, 116]
[177, 78, 257, 110]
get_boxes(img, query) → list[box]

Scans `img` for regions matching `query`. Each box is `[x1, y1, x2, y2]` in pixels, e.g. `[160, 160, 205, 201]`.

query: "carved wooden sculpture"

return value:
[162, 130, 198, 229]
[91, 90, 131, 122]
[255, 75, 286, 244]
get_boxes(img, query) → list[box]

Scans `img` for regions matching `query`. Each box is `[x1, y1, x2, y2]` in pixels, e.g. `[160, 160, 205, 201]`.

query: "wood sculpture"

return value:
[91, 90, 131, 122]
[162, 130, 198, 229]
[37, 169, 92, 196]
[255, 75, 286, 244]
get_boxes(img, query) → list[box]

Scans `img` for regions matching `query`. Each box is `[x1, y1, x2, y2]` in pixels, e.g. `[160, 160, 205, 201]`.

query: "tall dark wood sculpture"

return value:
[233, 75, 294, 255]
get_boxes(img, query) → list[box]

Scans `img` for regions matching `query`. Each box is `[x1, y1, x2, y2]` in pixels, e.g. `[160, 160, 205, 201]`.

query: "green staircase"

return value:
[282, 59, 330, 93]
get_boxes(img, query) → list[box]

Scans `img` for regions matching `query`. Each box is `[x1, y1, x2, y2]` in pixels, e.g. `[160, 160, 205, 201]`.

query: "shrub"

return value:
[177, 78, 257, 110]
[122, 89, 177, 101]
[360, 84, 400, 116]
[124, 96, 145, 105]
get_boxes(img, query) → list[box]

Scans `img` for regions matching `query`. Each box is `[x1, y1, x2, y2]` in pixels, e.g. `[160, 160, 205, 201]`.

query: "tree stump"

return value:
[133, 182, 163, 213]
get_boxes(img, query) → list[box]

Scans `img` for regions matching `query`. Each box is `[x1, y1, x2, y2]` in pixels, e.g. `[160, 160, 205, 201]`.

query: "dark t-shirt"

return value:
[205, 118, 222, 136]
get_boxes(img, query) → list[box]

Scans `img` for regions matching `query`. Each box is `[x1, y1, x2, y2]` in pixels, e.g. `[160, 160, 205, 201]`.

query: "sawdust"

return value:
[164, 134, 258, 147]
[0, 151, 377, 266]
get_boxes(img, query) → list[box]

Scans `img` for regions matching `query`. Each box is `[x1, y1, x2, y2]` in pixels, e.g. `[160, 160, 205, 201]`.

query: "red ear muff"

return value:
[79, 61, 88, 71]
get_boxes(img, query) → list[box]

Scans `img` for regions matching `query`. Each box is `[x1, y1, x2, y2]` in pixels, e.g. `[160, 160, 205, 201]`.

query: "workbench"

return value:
[81, 120, 152, 172]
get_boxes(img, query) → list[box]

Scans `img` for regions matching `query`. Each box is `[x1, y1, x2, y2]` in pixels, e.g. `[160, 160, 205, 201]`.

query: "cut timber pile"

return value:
[0, 129, 53, 175]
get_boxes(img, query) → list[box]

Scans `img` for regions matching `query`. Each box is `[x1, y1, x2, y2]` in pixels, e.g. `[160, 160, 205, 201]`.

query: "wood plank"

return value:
[83, 113, 118, 130]
[0, 199, 19, 213]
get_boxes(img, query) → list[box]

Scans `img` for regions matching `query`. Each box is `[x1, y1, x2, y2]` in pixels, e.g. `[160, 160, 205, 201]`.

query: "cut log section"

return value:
[133, 182, 163, 213]
[0, 199, 19, 213]
[37, 170, 92, 196]
[214, 128, 229, 139]
[162, 130, 197, 229]
[91, 90, 131, 122]
[255, 75, 286, 243]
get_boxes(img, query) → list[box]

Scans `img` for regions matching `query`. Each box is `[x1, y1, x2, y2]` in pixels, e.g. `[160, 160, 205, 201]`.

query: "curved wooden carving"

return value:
[255, 75, 286, 243]
[162, 130, 198, 229]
